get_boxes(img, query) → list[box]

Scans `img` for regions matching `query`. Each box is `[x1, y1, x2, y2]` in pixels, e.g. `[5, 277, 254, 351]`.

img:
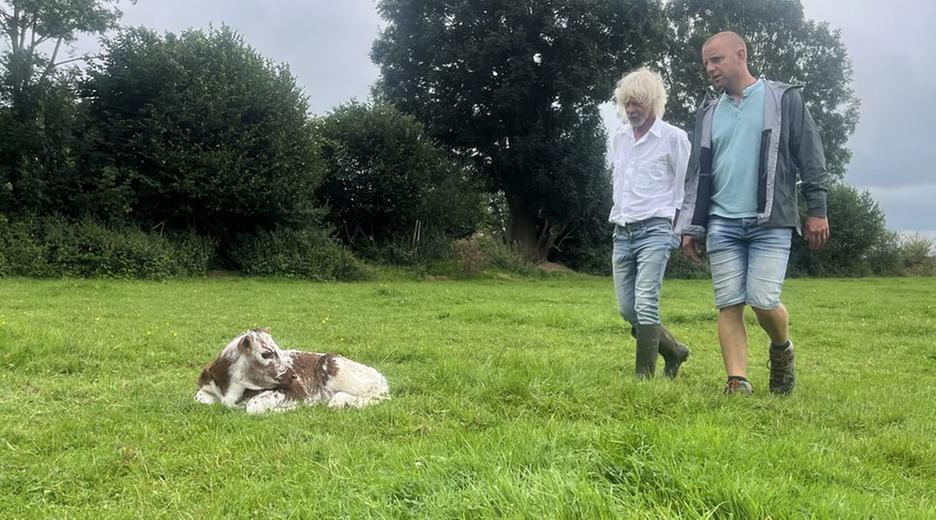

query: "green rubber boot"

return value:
[634, 324, 662, 379]
[658, 326, 691, 379]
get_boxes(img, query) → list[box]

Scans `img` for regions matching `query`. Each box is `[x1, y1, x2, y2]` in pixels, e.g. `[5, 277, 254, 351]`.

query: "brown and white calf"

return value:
[194, 328, 389, 414]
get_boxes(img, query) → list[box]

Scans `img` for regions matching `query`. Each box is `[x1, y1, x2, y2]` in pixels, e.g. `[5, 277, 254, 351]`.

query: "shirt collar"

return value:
[720, 78, 763, 102]
[618, 117, 664, 141]
[647, 117, 664, 138]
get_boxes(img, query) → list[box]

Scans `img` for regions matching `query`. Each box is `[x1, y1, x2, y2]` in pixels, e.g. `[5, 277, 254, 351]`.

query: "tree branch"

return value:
[0, 6, 11, 28]
[17, 8, 29, 52]
[54, 54, 100, 67]
[7, 3, 18, 43]
[3, 9, 19, 54]
[38, 37, 63, 84]
[28, 12, 37, 50]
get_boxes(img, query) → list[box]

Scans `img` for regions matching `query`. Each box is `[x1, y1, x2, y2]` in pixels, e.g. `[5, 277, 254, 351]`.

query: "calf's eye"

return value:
[261, 351, 274, 360]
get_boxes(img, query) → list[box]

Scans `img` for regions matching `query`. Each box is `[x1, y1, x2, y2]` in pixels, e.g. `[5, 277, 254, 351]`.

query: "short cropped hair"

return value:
[613, 67, 667, 120]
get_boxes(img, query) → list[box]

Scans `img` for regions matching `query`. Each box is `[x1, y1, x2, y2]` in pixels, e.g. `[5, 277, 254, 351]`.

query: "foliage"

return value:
[789, 182, 889, 276]
[863, 230, 904, 277]
[81, 26, 323, 242]
[372, 0, 665, 261]
[230, 226, 369, 281]
[451, 232, 546, 278]
[315, 101, 484, 263]
[0, 77, 86, 214]
[1, 277, 935, 517]
[899, 233, 936, 276]
[662, 0, 859, 178]
[547, 189, 612, 275]
[665, 249, 711, 279]
[0, 0, 125, 101]
[0, 0, 127, 216]
[0, 214, 214, 278]
[862, 232, 936, 278]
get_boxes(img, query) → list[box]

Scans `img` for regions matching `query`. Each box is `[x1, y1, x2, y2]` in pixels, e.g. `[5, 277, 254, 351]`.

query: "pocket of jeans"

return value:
[669, 229, 681, 249]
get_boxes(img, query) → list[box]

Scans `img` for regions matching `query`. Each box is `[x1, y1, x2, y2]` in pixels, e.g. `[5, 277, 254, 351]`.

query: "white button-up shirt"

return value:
[609, 117, 690, 226]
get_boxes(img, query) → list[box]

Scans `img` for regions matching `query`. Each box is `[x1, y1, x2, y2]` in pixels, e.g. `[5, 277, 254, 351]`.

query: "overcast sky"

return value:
[73, 0, 934, 237]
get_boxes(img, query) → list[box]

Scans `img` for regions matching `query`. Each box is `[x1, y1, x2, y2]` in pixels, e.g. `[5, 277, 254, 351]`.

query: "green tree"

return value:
[372, 0, 664, 262]
[315, 101, 484, 261]
[662, 0, 859, 178]
[0, 0, 127, 214]
[82, 26, 323, 245]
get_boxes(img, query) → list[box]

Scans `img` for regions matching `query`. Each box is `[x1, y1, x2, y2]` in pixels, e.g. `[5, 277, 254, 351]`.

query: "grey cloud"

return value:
[100, 0, 383, 115]
[801, 0, 936, 232]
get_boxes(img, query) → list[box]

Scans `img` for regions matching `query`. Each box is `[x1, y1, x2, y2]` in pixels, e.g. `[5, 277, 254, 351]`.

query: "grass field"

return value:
[1, 275, 934, 518]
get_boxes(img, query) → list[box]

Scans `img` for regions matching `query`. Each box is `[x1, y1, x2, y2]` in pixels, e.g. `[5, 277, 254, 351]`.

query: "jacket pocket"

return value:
[757, 129, 772, 213]
[691, 147, 714, 226]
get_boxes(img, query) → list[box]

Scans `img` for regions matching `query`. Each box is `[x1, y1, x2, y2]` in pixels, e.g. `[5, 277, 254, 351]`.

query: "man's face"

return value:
[624, 100, 653, 128]
[702, 38, 742, 90]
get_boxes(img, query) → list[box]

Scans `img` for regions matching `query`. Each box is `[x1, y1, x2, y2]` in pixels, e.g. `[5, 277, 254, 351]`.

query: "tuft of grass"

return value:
[0, 276, 934, 518]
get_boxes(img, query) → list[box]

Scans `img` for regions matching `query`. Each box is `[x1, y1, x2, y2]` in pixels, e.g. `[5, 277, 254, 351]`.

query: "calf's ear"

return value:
[259, 327, 271, 334]
[238, 335, 253, 353]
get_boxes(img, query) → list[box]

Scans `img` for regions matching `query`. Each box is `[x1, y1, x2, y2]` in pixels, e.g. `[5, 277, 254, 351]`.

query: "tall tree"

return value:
[662, 0, 859, 178]
[0, 0, 127, 214]
[372, 0, 664, 262]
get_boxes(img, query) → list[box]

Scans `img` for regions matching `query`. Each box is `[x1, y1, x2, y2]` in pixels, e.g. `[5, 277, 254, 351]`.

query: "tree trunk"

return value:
[509, 205, 543, 263]
[507, 198, 568, 264]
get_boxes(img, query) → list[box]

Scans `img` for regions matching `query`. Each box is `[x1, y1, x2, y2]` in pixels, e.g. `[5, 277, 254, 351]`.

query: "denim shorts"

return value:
[705, 217, 793, 310]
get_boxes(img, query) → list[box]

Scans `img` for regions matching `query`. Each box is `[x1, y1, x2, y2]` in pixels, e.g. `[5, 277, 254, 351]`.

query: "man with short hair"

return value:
[609, 67, 691, 379]
[677, 31, 830, 395]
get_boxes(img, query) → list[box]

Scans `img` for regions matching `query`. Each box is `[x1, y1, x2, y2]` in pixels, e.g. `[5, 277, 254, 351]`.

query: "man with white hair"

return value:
[677, 31, 830, 396]
[609, 67, 691, 379]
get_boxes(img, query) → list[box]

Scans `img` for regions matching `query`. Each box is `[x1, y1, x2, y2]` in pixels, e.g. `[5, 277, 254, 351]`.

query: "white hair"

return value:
[613, 67, 668, 120]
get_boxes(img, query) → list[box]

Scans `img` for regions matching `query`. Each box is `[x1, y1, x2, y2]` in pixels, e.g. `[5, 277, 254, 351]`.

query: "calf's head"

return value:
[196, 328, 291, 405]
[235, 328, 289, 389]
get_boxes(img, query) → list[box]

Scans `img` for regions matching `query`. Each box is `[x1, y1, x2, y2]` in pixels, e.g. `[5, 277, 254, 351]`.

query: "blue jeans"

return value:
[612, 218, 680, 326]
[706, 217, 793, 310]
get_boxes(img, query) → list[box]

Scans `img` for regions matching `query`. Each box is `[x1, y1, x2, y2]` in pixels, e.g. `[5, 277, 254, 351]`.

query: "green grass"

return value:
[1, 275, 934, 519]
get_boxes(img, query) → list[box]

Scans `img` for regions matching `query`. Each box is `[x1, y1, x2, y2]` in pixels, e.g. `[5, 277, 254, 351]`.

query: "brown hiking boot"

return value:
[723, 378, 753, 396]
[768, 341, 795, 395]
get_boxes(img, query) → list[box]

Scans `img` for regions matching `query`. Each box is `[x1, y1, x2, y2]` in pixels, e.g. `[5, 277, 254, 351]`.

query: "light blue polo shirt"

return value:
[710, 79, 765, 218]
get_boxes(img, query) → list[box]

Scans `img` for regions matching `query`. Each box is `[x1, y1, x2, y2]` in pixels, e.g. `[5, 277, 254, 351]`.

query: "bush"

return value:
[0, 217, 51, 276]
[315, 102, 485, 263]
[900, 234, 936, 276]
[551, 221, 612, 275]
[0, 215, 215, 278]
[82, 27, 323, 243]
[789, 182, 889, 276]
[449, 232, 545, 278]
[665, 248, 711, 279]
[230, 227, 369, 281]
[865, 230, 904, 277]
[452, 237, 487, 277]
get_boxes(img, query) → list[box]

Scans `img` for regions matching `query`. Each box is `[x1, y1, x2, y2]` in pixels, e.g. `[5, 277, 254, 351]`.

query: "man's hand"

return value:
[682, 235, 703, 263]
[804, 216, 830, 250]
